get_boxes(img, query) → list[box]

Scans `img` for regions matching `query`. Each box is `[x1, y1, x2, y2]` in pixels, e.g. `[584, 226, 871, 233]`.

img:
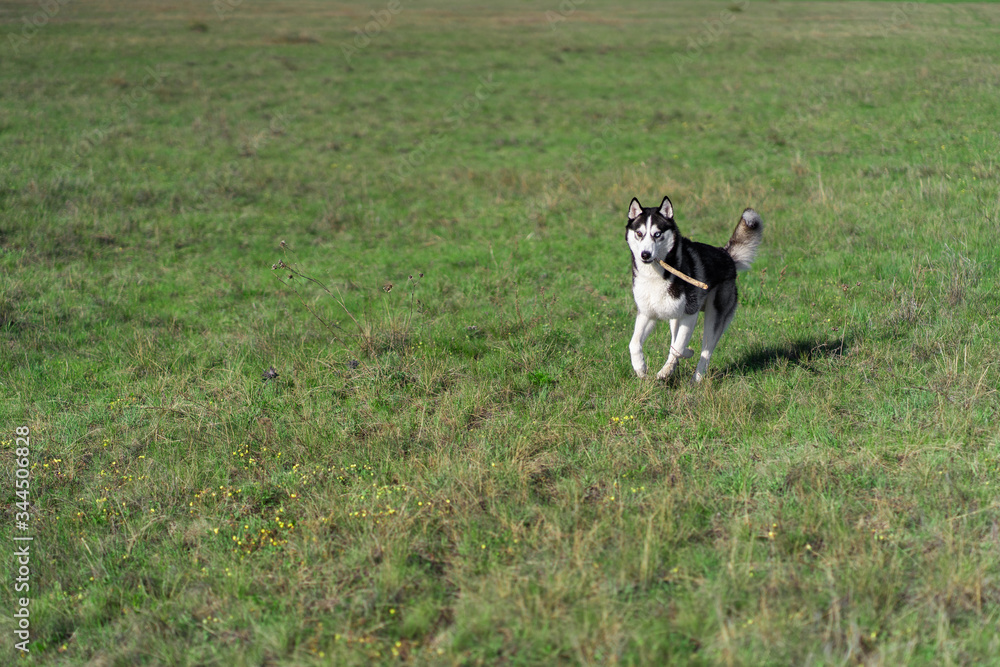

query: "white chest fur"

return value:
[632, 262, 686, 321]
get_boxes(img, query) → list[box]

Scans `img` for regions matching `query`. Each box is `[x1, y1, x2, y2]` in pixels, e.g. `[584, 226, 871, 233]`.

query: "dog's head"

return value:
[626, 196, 677, 264]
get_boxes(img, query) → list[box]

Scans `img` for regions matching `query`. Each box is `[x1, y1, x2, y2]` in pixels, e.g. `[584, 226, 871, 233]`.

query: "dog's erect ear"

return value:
[628, 198, 643, 220]
[658, 196, 674, 220]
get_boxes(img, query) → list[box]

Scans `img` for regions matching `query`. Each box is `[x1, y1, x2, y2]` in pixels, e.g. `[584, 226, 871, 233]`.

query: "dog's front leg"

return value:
[629, 312, 657, 377]
[656, 313, 698, 380]
[669, 318, 696, 360]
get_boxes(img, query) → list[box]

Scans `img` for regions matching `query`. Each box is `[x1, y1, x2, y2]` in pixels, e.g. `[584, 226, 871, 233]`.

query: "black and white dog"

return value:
[626, 196, 763, 382]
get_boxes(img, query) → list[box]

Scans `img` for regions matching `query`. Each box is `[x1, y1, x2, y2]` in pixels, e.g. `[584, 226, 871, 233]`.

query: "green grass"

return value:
[2, 0, 1000, 664]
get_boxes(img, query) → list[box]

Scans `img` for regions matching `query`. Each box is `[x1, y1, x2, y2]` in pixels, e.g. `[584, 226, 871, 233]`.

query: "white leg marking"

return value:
[694, 300, 735, 382]
[657, 313, 698, 380]
[629, 312, 657, 378]
[669, 319, 694, 359]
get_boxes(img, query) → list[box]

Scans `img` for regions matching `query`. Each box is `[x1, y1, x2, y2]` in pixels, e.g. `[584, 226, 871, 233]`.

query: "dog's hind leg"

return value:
[656, 313, 698, 380]
[694, 283, 737, 382]
[629, 312, 658, 378]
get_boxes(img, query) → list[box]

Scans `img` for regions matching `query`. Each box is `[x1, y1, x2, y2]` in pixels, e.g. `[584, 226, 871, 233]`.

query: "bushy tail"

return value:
[724, 208, 763, 272]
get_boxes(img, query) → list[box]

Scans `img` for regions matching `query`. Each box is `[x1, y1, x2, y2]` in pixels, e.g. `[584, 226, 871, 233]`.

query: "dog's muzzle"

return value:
[640, 250, 653, 263]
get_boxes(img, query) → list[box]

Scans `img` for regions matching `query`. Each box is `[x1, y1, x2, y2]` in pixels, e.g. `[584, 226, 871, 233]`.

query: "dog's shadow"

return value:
[715, 337, 850, 378]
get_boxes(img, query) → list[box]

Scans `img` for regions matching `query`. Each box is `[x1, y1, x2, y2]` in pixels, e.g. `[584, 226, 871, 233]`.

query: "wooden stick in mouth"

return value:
[658, 260, 709, 290]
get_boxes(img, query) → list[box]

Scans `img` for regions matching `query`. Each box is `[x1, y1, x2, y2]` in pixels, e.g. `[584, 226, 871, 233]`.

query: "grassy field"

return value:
[2, 0, 1000, 664]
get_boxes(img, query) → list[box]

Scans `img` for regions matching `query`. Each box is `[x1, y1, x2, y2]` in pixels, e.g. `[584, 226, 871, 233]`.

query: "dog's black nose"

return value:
[640, 250, 652, 261]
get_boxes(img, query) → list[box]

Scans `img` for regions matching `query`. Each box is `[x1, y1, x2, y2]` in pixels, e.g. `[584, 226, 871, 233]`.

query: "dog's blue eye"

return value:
[653, 232, 662, 239]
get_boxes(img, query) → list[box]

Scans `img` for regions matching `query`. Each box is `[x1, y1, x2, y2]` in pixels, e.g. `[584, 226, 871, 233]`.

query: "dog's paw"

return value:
[655, 368, 674, 381]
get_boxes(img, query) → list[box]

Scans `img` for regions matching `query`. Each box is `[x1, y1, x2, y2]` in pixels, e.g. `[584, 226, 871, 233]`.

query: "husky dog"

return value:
[626, 196, 762, 382]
